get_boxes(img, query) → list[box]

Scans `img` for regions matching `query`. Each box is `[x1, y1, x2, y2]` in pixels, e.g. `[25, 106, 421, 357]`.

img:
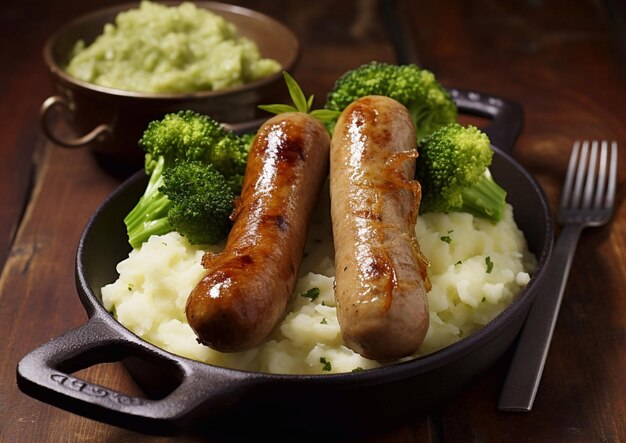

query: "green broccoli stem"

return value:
[458, 169, 507, 222]
[407, 102, 424, 137]
[124, 156, 174, 248]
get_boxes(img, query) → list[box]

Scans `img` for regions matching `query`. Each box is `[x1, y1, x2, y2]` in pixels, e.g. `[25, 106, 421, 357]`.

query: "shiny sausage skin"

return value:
[330, 95, 430, 360]
[186, 113, 330, 352]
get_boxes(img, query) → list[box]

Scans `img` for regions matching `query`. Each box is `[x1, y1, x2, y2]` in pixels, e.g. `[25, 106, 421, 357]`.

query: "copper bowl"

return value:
[40, 1, 299, 170]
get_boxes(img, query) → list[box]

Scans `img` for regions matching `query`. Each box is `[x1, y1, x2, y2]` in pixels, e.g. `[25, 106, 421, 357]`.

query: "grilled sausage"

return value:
[186, 113, 330, 352]
[330, 95, 430, 360]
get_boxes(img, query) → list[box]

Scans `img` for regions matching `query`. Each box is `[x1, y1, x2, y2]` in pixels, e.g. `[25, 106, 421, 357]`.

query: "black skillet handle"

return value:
[450, 88, 524, 154]
[16, 315, 251, 433]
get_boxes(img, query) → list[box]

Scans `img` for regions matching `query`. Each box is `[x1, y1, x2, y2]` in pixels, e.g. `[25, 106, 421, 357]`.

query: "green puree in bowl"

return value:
[65, 1, 281, 93]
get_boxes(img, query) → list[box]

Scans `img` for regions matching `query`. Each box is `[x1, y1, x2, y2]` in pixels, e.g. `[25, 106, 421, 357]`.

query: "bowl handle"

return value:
[16, 315, 252, 433]
[451, 89, 524, 155]
[40, 95, 113, 148]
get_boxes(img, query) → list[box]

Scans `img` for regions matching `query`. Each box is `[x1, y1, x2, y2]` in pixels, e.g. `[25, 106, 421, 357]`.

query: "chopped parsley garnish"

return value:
[455, 260, 462, 265]
[352, 367, 364, 372]
[485, 256, 494, 273]
[320, 357, 332, 371]
[440, 230, 453, 244]
[320, 318, 328, 325]
[301, 287, 320, 301]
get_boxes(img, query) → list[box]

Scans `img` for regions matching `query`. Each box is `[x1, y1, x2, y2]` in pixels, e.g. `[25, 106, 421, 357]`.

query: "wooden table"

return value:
[1, 0, 624, 441]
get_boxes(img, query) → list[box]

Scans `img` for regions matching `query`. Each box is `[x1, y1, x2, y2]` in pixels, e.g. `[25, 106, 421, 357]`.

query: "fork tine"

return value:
[582, 141, 599, 209]
[593, 141, 608, 209]
[606, 141, 618, 208]
[571, 140, 590, 209]
[561, 141, 580, 209]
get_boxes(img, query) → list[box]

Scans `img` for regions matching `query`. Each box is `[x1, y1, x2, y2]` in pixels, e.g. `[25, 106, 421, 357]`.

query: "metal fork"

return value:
[498, 140, 618, 412]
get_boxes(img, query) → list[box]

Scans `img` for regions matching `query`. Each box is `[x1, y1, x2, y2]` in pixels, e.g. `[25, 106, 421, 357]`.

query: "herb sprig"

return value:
[259, 72, 340, 124]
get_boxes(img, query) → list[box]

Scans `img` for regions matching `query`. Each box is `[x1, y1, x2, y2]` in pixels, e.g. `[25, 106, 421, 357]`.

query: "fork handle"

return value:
[498, 223, 583, 411]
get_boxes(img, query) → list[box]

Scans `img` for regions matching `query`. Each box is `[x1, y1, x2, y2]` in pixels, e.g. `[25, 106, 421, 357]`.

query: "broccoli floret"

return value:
[161, 160, 234, 245]
[325, 61, 457, 141]
[140, 110, 249, 194]
[125, 110, 249, 248]
[416, 123, 507, 222]
[124, 158, 235, 248]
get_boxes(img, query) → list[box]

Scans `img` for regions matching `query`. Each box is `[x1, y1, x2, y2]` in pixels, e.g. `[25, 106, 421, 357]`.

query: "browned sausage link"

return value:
[186, 112, 330, 352]
[330, 95, 430, 360]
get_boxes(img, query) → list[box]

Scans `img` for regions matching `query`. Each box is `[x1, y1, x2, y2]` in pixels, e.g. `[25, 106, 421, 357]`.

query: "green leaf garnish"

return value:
[310, 109, 341, 123]
[320, 357, 332, 371]
[485, 256, 494, 273]
[440, 230, 454, 244]
[301, 287, 320, 301]
[258, 104, 298, 114]
[282, 71, 309, 113]
[307, 94, 314, 111]
[259, 71, 340, 126]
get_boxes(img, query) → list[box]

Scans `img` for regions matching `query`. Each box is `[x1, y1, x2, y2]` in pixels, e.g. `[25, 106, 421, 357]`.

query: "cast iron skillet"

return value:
[17, 91, 553, 437]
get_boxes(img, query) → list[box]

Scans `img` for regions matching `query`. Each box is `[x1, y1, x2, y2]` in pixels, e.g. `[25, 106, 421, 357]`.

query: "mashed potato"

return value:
[66, 1, 281, 93]
[102, 189, 536, 374]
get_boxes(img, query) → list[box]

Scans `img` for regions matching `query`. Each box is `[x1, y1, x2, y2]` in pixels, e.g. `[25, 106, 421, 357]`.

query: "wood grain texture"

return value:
[0, 0, 624, 441]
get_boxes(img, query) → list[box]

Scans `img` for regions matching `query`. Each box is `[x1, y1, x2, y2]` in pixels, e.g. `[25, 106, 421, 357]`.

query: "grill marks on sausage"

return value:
[350, 179, 398, 311]
[353, 209, 383, 221]
[258, 121, 306, 165]
[361, 252, 397, 311]
[262, 214, 289, 232]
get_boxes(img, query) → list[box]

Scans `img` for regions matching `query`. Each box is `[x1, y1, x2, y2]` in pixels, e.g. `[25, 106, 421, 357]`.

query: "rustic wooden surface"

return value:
[1, 0, 624, 441]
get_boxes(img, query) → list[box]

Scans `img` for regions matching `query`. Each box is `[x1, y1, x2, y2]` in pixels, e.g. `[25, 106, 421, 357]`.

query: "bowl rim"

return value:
[43, 0, 300, 99]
